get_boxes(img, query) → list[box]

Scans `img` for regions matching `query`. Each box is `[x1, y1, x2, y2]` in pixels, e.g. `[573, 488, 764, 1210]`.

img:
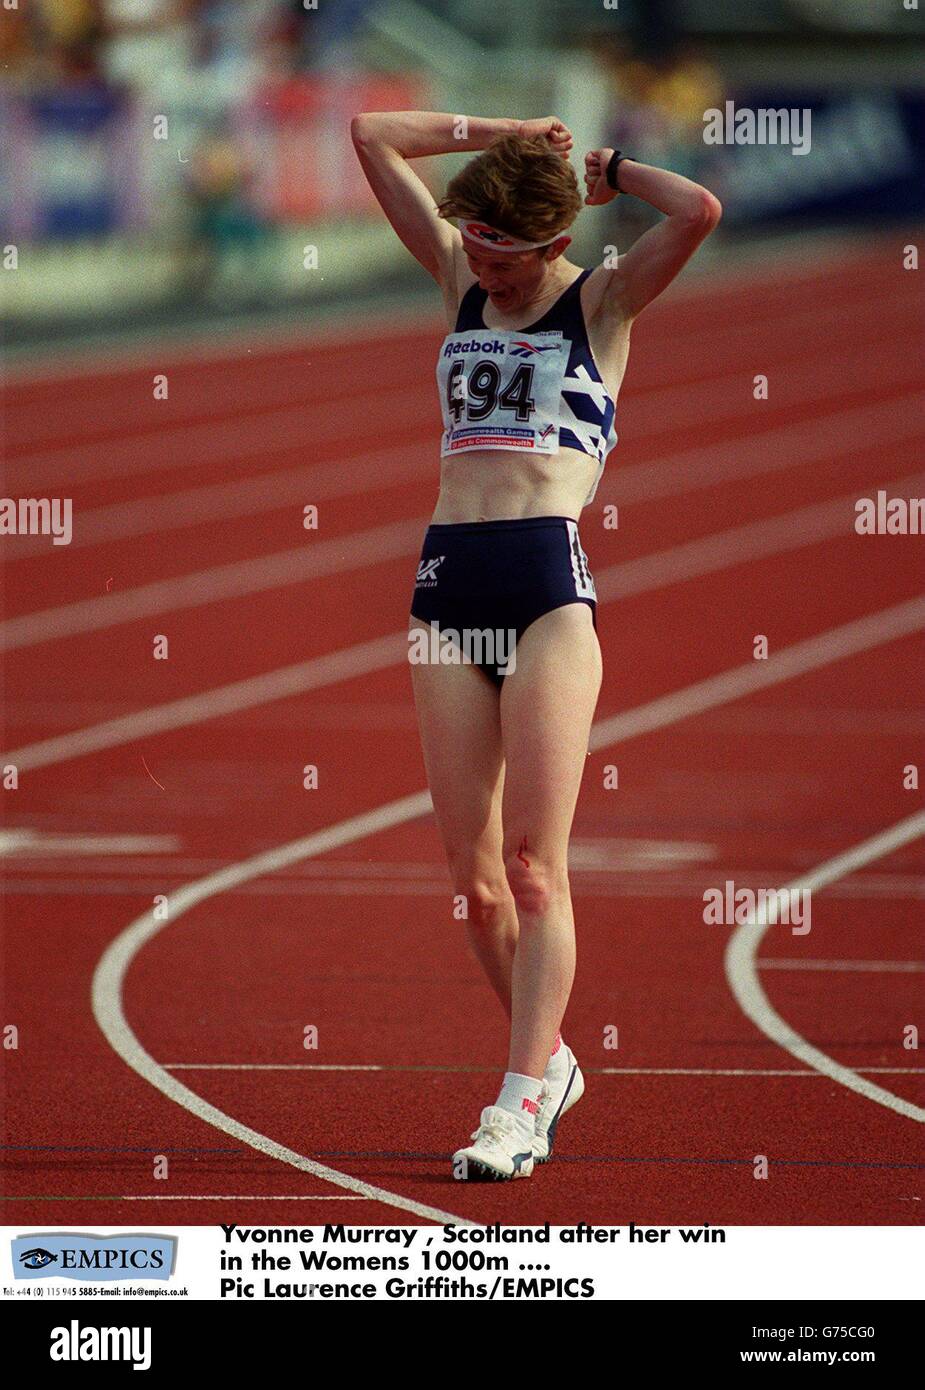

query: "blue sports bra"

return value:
[435, 267, 618, 505]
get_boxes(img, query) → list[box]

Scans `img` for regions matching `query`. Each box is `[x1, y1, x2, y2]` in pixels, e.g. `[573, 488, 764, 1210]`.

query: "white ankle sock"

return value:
[543, 1033, 568, 1084]
[495, 1072, 544, 1133]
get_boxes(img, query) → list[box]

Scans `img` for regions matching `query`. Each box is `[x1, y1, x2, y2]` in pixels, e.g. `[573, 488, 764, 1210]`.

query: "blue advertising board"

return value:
[703, 89, 925, 225]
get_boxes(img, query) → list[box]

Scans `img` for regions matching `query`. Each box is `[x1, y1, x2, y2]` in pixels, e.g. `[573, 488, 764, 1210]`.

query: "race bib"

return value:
[436, 329, 570, 455]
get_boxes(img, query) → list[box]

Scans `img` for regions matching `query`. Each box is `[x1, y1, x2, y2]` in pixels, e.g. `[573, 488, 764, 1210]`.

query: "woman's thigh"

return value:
[499, 604, 602, 864]
[409, 619, 506, 879]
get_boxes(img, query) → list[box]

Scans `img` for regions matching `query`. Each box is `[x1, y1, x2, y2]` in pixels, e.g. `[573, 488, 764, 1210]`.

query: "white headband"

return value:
[456, 218, 571, 253]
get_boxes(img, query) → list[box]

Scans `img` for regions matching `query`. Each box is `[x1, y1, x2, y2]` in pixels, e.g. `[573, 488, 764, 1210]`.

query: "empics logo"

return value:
[19, 1246, 58, 1270]
[12, 1232, 176, 1282]
[50, 1321, 152, 1372]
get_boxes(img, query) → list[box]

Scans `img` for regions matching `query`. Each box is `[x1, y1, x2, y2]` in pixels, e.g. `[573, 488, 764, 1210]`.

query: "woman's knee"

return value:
[503, 843, 569, 917]
[451, 860, 510, 929]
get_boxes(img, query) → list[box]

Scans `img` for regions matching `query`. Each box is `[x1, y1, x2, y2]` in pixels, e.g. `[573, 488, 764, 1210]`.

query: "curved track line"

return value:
[91, 791, 484, 1227]
[725, 811, 925, 1123]
[93, 598, 925, 1213]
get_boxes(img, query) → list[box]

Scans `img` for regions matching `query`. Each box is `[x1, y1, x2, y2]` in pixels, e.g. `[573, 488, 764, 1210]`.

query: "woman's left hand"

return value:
[584, 148, 620, 205]
[519, 117, 574, 159]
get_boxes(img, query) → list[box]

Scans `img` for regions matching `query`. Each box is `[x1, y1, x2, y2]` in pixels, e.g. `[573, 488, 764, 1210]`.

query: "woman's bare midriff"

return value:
[430, 444, 600, 523]
[430, 261, 631, 523]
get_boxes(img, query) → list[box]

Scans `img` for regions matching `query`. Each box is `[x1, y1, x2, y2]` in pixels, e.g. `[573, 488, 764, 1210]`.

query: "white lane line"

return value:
[4, 380, 921, 572]
[4, 854, 923, 899]
[625, 341, 922, 438]
[3, 632, 405, 770]
[4, 1194, 370, 1202]
[162, 1064, 925, 1078]
[589, 593, 925, 753]
[10, 875, 925, 903]
[8, 493, 923, 771]
[595, 472, 924, 602]
[7, 441, 429, 556]
[3, 229, 885, 384]
[0, 829, 181, 856]
[0, 516, 425, 654]
[725, 810, 925, 1124]
[758, 959, 925, 973]
[8, 278, 909, 487]
[2, 435, 892, 650]
[93, 600, 925, 1217]
[91, 790, 476, 1227]
[607, 396, 925, 508]
[123, 1195, 371, 1201]
[600, 1068, 925, 1076]
[6, 387, 403, 494]
[167, 1064, 385, 1071]
[3, 292, 435, 380]
[6, 371, 920, 555]
[2, 294, 440, 385]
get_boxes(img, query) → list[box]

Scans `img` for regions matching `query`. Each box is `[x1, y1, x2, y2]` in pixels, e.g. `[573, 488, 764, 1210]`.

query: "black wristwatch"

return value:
[605, 150, 632, 191]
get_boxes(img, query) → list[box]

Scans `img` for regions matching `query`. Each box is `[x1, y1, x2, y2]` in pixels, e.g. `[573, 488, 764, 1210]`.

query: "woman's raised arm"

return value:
[584, 150, 722, 320]
[351, 111, 520, 285]
[350, 112, 573, 285]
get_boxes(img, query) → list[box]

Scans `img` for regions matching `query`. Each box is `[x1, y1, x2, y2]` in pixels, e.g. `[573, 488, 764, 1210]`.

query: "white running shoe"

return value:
[452, 1105, 537, 1181]
[533, 1047, 584, 1163]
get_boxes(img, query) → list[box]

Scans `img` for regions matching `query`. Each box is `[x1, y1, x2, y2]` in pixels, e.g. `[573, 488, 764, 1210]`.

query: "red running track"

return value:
[2, 234, 924, 1226]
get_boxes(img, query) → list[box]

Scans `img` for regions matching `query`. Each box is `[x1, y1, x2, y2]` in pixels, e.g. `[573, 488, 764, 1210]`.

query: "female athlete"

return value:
[351, 111, 721, 1180]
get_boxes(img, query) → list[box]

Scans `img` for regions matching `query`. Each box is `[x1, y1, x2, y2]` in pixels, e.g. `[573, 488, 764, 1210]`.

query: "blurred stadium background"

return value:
[2, 0, 924, 350]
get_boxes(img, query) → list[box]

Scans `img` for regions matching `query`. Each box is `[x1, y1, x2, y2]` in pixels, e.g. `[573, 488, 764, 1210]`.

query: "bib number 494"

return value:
[447, 360, 536, 424]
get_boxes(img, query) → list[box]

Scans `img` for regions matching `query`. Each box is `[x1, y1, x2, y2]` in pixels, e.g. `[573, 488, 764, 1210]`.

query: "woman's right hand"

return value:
[519, 117, 574, 159]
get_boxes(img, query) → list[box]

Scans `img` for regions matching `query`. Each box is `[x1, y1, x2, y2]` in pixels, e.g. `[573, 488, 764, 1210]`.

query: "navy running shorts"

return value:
[409, 515, 597, 688]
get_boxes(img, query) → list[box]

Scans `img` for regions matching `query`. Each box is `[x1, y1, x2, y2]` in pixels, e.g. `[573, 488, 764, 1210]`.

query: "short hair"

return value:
[436, 132, 582, 246]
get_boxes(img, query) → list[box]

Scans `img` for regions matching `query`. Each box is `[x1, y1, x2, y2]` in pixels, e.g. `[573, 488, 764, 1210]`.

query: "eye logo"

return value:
[20, 1248, 57, 1270]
